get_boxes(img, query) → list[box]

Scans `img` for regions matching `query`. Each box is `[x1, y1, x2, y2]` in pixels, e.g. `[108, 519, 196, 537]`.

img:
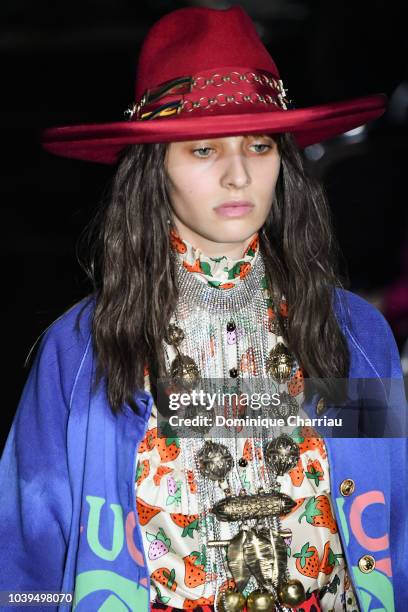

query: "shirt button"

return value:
[358, 554, 376, 573]
[316, 397, 326, 415]
[229, 367, 238, 378]
[340, 478, 355, 496]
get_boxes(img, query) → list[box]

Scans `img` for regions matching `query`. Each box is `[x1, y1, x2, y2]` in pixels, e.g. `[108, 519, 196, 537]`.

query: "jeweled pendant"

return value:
[164, 323, 185, 346]
[246, 590, 275, 612]
[278, 579, 306, 607]
[217, 589, 246, 612]
[169, 353, 200, 390]
[274, 391, 299, 419]
[266, 342, 294, 383]
[197, 441, 234, 481]
[265, 434, 300, 476]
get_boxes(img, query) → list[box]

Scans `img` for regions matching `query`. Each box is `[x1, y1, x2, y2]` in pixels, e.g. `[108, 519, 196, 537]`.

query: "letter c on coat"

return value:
[349, 491, 389, 552]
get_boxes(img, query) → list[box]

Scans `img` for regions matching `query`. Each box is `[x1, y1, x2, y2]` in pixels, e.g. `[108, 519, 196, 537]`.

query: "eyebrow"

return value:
[244, 134, 274, 140]
[245, 134, 265, 138]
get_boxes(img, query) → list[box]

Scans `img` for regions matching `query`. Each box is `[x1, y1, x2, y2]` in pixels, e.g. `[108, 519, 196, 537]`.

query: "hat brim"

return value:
[41, 94, 386, 164]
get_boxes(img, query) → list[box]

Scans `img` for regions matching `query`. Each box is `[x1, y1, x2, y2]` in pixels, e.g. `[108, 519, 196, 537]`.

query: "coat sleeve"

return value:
[382, 317, 408, 611]
[339, 289, 408, 609]
[0, 303, 91, 599]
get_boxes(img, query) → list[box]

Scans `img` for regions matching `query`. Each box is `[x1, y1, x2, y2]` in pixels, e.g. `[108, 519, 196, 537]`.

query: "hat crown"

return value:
[135, 6, 279, 98]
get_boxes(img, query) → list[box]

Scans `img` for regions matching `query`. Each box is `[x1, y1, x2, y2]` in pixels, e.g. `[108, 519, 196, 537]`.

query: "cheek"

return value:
[168, 166, 213, 209]
[167, 168, 190, 201]
[255, 158, 280, 199]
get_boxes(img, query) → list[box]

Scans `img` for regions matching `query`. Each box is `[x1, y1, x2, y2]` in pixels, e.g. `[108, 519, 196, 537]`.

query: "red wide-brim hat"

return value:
[41, 6, 387, 165]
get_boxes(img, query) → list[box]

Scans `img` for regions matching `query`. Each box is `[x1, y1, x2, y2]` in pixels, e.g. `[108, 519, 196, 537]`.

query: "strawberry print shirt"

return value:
[136, 231, 360, 611]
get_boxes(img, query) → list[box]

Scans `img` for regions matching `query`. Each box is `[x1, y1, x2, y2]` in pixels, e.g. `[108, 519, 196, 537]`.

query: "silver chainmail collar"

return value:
[173, 245, 267, 314]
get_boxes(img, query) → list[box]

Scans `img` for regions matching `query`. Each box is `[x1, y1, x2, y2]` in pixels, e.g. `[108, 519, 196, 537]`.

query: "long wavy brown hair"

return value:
[78, 133, 350, 413]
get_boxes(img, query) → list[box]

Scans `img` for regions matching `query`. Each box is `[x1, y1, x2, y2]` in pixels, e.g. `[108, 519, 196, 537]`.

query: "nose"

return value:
[220, 152, 251, 189]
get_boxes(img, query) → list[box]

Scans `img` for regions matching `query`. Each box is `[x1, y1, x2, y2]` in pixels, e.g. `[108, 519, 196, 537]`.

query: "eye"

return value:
[249, 143, 273, 154]
[193, 147, 213, 158]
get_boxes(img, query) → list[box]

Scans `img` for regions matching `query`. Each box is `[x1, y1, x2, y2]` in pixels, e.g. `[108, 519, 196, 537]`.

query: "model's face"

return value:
[165, 134, 281, 258]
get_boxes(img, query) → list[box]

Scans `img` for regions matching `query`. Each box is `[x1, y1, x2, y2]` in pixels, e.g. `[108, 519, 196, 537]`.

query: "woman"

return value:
[1, 5, 406, 612]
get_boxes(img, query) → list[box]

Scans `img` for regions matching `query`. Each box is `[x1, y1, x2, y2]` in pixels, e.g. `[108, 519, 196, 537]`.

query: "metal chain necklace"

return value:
[163, 250, 307, 611]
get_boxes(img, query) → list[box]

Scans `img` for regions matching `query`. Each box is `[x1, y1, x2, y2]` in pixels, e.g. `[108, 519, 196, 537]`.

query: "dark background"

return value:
[1, 0, 407, 448]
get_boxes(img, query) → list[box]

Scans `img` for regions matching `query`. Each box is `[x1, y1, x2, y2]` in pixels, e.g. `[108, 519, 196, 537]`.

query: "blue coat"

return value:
[0, 290, 407, 611]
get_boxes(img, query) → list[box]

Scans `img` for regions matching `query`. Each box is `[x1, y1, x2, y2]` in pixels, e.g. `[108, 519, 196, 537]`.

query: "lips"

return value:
[214, 200, 254, 218]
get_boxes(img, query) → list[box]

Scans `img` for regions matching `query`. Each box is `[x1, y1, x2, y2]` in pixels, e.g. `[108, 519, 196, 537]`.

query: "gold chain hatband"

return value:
[124, 70, 290, 121]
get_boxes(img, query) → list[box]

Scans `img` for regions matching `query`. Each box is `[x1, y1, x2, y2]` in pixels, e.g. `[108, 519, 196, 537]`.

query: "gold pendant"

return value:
[197, 441, 234, 481]
[169, 353, 200, 389]
[164, 323, 185, 346]
[266, 342, 294, 383]
[243, 528, 286, 590]
[212, 490, 296, 522]
[265, 433, 300, 476]
[165, 323, 200, 390]
[212, 528, 287, 595]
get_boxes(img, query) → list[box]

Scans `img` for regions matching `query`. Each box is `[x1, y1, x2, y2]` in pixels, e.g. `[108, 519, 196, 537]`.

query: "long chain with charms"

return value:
[163, 253, 307, 611]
